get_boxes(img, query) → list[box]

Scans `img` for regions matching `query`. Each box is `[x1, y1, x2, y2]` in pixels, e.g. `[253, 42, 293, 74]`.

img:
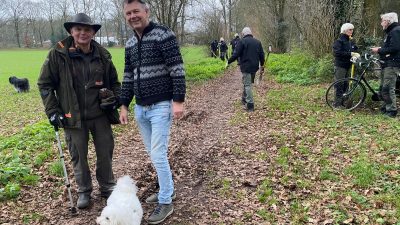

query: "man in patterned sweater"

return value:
[120, 0, 186, 224]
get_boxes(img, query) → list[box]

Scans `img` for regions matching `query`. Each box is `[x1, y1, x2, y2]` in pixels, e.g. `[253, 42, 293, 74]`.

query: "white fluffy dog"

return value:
[96, 176, 143, 225]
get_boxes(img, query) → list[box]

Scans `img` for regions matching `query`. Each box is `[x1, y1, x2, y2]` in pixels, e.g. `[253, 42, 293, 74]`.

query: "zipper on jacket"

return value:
[84, 59, 89, 120]
[137, 37, 142, 98]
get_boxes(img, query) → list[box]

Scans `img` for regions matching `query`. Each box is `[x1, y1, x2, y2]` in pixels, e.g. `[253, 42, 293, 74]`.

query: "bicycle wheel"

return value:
[326, 78, 367, 110]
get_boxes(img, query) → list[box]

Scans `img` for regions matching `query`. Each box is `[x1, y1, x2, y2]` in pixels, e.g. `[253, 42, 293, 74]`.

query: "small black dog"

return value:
[9, 76, 30, 93]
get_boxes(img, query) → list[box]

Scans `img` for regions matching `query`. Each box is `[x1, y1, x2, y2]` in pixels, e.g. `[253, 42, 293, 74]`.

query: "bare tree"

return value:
[111, 0, 127, 46]
[192, 1, 225, 44]
[0, 0, 7, 28]
[42, 0, 58, 44]
[146, 0, 188, 33]
[289, 0, 337, 56]
[54, 0, 70, 39]
[71, 0, 96, 16]
[4, 0, 25, 47]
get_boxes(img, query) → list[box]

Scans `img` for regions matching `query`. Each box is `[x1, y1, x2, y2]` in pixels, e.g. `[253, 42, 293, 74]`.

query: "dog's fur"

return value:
[9, 76, 30, 93]
[96, 176, 143, 225]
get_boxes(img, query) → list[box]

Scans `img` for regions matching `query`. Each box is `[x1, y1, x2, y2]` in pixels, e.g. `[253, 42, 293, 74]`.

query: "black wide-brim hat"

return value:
[64, 13, 101, 34]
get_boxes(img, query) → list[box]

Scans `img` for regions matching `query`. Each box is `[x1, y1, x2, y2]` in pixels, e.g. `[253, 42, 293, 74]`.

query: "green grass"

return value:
[251, 82, 400, 223]
[267, 50, 333, 85]
[0, 46, 226, 201]
[345, 156, 381, 187]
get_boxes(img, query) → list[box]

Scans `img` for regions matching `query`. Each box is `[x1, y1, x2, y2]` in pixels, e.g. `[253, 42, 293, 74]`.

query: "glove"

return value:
[99, 88, 119, 111]
[350, 56, 358, 63]
[49, 112, 64, 128]
[351, 52, 360, 58]
[225, 62, 229, 69]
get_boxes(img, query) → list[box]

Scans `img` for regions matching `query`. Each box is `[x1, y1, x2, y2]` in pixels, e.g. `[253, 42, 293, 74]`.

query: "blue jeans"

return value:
[134, 100, 174, 204]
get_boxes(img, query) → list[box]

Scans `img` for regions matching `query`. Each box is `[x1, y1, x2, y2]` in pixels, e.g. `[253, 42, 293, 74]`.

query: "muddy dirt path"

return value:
[2, 68, 274, 225]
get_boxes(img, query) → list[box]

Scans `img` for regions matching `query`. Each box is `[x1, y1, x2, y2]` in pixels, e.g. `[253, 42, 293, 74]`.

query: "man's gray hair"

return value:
[381, 12, 398, 24]
[340, 23, 354, 34]
[242, 27, 252, 36]
[123, 0, 149, 10]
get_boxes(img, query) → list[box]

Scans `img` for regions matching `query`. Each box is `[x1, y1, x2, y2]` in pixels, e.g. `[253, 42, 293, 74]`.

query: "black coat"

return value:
[210, 40, 218, 51]
[378, 22, 400, 68]
[333, 34, 358, 69]
[230, 37, 240, 51]
[228, 34, 265, 74]
[219, 41, 228, 52]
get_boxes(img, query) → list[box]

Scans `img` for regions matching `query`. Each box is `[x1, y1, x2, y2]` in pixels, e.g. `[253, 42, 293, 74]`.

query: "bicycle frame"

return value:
[326, 54, 383, 110]
[345, 57, 380, 98]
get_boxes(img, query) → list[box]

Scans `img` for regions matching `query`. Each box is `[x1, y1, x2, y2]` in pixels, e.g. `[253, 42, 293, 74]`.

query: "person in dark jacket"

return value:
[230, 33, 240, 55]
[227, 27, 265, 111]
[332, 23, 359, 108]
[219, 37, 229, 61]
[210, 39, 218, 58]
[371, 12, 400, 118]
[38, 13, 121, 209]
[120, 0, 186, 223]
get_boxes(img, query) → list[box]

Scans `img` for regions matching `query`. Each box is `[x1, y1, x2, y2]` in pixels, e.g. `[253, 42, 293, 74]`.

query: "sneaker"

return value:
[146, 191, 176, 204]
[76, 193, 90, 209]
[147, 204, 174, 224]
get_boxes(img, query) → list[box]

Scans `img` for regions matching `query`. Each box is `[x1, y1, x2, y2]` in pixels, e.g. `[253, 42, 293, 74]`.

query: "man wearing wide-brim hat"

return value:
[38, 13, 121, 209]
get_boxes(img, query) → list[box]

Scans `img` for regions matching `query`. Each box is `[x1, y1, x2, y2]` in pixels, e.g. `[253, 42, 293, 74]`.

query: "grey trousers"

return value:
[242, 72, 254, 104]
[64, 115, 116, 194]
[380, 67, 399, 111]
[334, 66, 350, 105]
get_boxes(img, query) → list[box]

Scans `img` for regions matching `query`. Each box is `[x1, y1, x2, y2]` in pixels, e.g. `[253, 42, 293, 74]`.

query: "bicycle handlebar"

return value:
[363, 53, 384, 64]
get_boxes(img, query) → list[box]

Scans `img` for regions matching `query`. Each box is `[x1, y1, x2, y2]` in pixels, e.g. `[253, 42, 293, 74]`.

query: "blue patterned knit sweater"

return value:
[120, 21, 186, 107]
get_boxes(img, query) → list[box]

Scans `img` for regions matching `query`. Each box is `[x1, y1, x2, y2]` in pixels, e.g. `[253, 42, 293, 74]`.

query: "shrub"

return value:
[267, 50, 333, 85]
[0, 182, 21, 200]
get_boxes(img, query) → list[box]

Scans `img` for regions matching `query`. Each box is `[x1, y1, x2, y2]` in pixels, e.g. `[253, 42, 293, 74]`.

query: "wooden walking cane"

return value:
[257, 44, 272, 85]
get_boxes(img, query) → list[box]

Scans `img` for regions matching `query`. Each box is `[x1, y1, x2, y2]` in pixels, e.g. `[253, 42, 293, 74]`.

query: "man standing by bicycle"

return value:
[371, 12, 400, 118]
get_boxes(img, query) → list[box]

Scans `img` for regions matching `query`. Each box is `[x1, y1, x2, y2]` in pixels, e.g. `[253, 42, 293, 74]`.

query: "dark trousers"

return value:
[380, 67, 399, 111]
[64, 115, 116, 194]
[334, 66, 350, 105]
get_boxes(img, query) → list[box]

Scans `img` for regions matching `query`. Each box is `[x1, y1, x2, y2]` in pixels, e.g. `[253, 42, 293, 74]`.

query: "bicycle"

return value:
[326, 53, 383, 110]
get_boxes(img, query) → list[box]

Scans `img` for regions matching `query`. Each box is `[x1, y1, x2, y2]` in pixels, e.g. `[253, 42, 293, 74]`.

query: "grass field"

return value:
[0, 46, 225, 200]
[2, 46, 399, 223]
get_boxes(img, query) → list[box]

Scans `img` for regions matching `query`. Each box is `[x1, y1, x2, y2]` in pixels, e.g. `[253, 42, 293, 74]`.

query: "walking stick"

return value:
[257, 44, 272, 85]
[54, 125, 77, 215]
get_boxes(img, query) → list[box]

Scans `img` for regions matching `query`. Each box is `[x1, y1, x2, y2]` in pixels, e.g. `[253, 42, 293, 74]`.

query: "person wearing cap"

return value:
[219, 37, 229, 61]
[371, 12, 400, 118]
[38, 13, 121, 209]
[227, 27, 265, 112]
[230, 33, 240, 56]
[120, 0, 186, 224]
[332, 23, 359, 108]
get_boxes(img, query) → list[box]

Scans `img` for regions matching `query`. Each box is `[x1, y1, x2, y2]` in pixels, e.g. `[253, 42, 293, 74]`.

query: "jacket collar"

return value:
[339, 33, 350, 40]
[243, 34, 253, 39]
[134, 21, 156, 39]
[386, 22, 399, 33]
[55, 36, 101, 59]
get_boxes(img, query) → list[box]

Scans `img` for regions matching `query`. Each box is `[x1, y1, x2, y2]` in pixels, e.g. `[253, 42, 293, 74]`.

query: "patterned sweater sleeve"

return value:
[160, 29, 186, 102]
[120, 46, 135, 107]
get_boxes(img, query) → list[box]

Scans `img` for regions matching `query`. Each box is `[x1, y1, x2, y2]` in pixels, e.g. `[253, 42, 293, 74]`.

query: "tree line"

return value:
[0, 0, 399, 57]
